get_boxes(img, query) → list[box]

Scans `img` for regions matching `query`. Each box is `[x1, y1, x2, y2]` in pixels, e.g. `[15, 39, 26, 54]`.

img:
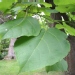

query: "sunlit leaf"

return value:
[56, 5, 75, 12]
[40, 2, 52, 7]
[0, 0, 16, 11]
[63, 24, 75, 36]
[55, 24, 64, 29]
[54, 0, 75, 5]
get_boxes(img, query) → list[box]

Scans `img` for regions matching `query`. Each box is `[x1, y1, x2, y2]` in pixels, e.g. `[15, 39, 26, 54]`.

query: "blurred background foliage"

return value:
[0, 39, 10, 59]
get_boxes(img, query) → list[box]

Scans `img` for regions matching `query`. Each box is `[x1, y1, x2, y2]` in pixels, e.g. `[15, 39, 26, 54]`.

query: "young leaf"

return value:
[0, 17, 41, 39]
[14, 28, 70, 72]
[46, 59, 68, 72]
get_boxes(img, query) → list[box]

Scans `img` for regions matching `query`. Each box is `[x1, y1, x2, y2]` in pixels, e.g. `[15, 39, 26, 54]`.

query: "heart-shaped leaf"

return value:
[14, 28, 70, 72]
[0, 17, 41, 39]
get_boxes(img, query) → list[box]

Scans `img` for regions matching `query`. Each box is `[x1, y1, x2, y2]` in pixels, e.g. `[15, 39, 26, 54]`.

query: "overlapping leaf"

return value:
[14, 28, 70, 72]
[0, 17, 41, 39]
[46, 59, 68, 72]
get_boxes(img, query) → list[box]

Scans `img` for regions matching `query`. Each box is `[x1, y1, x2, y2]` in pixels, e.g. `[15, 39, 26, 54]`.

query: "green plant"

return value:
[0, 0, 75, 74]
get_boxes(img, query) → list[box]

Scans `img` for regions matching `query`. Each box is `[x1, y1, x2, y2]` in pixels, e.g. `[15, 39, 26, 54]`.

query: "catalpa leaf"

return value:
[0, 17, 41, 39]
[46, 59, 68, 72]
[14, 28, 70, 72]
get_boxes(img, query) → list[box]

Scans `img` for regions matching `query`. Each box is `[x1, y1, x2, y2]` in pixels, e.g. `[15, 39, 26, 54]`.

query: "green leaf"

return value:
[38, 0, 44, 2]
[19, 2, 38, 5]
[54, 0, 75, 5]
[40, 2, 52, 7]
[14, 28, 70, 72]
[68, 13, 75, 20]
[55, 24, 64, 29]
[11, 6, 23, 14]
[0, 0, 16, 11]
[63, 24, 75, 36]
[56, 23, 75, 36]
[46, 59, 68, 72]
[0, 17, 41, 39]
[56, 5, 75, 13]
